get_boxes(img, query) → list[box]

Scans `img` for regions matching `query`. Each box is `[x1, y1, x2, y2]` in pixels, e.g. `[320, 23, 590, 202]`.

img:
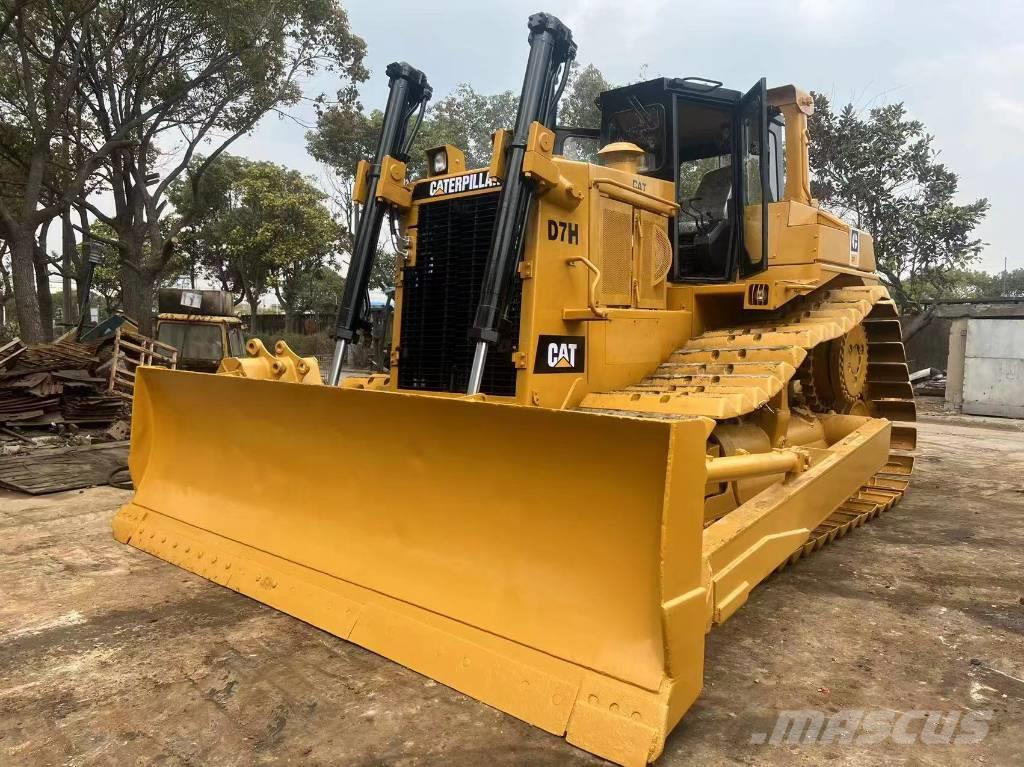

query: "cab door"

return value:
[734, 78, 770, 278]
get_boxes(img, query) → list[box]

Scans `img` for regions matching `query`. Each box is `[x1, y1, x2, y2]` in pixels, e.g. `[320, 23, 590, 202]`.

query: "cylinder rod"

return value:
[705, 449, 809, 483]
[328, 339, 347, 387]
[466, 341, 489, 395]
[465, 13, 575, 395]
[330, 62, 430, 384]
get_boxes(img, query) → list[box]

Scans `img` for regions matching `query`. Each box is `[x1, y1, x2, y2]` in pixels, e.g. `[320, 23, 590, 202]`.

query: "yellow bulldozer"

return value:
[113, 12, 915, 766]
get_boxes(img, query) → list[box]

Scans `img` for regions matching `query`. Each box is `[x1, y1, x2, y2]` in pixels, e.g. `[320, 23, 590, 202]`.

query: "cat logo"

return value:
[548, 342, 578, 368]
[534, 334, 585, 374]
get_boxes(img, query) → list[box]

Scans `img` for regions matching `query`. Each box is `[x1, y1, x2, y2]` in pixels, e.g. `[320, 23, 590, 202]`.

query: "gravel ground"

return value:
[1, 413, 1022, 766]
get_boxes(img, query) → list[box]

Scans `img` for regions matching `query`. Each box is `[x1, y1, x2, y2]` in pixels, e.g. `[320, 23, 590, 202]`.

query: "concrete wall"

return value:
[961, 318, 1024, 418]
[945, 318, 968, 411]
[903, 316, 953, 372]
[902, 300, 1024, 375]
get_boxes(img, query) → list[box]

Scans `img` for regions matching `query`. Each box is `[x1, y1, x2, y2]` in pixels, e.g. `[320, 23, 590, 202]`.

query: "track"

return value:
[580, 283, 917, 564]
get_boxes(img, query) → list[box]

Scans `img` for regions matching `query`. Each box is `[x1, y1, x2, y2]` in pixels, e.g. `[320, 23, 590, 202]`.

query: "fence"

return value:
[244, 312, 336, 336]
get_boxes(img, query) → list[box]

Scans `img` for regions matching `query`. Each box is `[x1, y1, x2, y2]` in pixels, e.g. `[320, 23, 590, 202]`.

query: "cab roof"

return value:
[157, 313, 243, 325]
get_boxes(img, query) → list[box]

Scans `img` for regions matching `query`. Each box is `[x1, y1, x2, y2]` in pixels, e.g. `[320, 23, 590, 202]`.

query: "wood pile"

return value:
[0, 324, 177, 431]
[0, 441, 131, 494]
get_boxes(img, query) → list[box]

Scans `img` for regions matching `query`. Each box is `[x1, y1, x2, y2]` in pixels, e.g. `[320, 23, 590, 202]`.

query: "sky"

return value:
[228, 0, 1024, 276]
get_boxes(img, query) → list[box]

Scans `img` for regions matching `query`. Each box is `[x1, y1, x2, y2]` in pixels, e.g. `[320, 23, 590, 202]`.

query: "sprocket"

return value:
[796, 325, 870, 414]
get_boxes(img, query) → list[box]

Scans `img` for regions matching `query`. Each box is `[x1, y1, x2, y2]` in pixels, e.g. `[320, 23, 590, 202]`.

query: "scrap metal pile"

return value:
[0, 321, 178, 433]
[911, 367, 947, 397]
[0, 339, 121, 428]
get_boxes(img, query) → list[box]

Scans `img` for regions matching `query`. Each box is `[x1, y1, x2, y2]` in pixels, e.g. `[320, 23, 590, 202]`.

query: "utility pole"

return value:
[61, 207, 76, 326]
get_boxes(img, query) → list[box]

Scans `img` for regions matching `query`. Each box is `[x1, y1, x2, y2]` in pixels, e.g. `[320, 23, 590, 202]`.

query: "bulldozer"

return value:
[113, 12, 915, 766]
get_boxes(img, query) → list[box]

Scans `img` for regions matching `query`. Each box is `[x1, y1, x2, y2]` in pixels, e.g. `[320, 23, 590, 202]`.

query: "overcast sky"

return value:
[231, 0, 1022, 274]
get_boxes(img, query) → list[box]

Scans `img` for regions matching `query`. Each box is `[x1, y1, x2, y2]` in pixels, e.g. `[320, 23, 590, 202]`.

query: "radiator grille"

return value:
[637, 212, 672, 308]
[598, 200, 633, 306]
[397, 192, 521, 396]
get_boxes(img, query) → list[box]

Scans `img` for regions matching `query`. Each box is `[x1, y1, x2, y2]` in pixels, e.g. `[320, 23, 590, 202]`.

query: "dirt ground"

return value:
[2, 405, 1023, 766]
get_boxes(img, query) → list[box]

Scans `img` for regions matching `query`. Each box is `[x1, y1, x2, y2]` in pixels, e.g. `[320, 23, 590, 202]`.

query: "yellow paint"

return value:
[113, 80, 917, 767]
[156, 313, 242, 325]
[216, 339, 320, 384]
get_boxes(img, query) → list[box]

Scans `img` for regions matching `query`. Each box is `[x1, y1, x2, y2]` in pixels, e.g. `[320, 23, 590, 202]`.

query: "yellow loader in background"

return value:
[113, 12, 915, 766]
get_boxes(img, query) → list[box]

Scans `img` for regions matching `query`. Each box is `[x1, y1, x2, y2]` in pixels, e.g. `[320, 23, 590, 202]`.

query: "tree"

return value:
[47, 202, 97, 325]
[270, 174, 346, 332]
[0, 239, 13, 332]
[559, 63, 609, 128]
[71, 0, 366, 333]
[369, 247, 395, 292]
[415, 85, 518, 169]
[307, 101, 380, 242]
[0, 0, 284, 341]
[82, 224, 128, 315]
[808, 94, 989, 306]
[308, 66, 611, 294]
[557, 63, 610, 162]
[902, 267, 1024, 302]
[0, 2, 91, 341]
[286, 265, 344, 319]
[171, 155, 342, 333]
[997, 268, 1024, 298]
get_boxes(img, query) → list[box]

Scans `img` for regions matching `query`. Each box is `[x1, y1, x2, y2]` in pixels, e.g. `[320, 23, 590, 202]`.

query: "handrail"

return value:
[593, 178, 679, 216]
[566, 256, 608, 319]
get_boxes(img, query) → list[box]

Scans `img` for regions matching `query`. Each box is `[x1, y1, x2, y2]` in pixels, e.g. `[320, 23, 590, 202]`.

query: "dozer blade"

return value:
[113, 367, 716, 766]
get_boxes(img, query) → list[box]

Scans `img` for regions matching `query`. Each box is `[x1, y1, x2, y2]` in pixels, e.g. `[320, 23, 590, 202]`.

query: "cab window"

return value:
[560, 135, 601, 163]
[606, 102, 666, 173]
[679, 154, 731, 200]
[767, 111, 785, 202]
[741, 111, 764, 204]
[157, 322, 224, 361]
[227, 327, 245, 357]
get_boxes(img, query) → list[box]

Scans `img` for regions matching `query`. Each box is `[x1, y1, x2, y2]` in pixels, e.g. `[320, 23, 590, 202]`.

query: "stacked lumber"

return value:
[0, 441, 131, 494]
[0, 323, 177, 431]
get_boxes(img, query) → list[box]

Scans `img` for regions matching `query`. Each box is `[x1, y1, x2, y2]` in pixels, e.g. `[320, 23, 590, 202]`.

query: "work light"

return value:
[429, 148, 447, 175]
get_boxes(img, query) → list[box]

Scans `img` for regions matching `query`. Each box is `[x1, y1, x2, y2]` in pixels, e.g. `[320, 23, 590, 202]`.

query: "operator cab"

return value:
[558, 76, 785, 283]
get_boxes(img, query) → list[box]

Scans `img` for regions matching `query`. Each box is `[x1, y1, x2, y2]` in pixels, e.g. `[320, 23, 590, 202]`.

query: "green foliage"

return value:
[996, 268, 1024, 297]
[285, 267, 345, 316]
[307, 102, 383, 179]
[416, 86, 519, 170]
[559, 63, 610, 129]
[229, 162, 340, 269]
[310, 63, 613, 177]
[170, 154, 343, 327]
[77, 0, 368, 145]
[74, 225, 126, 314]
[0, 122, 33, 229]
[903, 268, 1024, 302]
[310, 85, 518, 178]
[557, 63, 612, 163]
[369, 248, 396, 292]
[808, 94, 989, 306]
